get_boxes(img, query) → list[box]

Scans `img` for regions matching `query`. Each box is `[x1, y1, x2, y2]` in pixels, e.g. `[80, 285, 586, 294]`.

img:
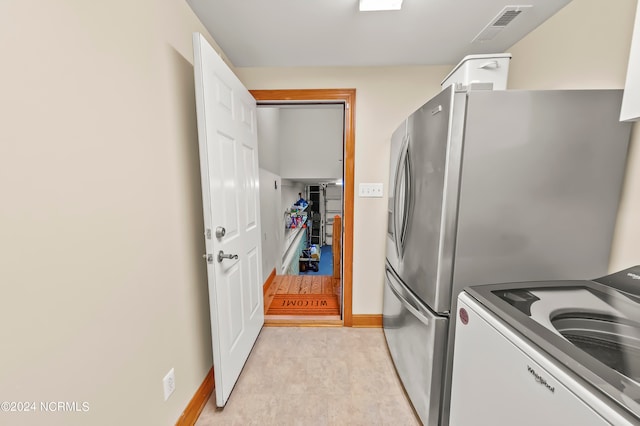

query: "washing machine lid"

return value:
[465, 280, 640, 422]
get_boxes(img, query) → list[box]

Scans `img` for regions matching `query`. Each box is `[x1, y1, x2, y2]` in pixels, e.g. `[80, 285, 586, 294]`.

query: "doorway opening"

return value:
[252, 89, 355, 326]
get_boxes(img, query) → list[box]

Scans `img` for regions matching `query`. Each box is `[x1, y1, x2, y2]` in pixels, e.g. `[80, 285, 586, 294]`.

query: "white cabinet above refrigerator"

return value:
[620, 0, 640, 121]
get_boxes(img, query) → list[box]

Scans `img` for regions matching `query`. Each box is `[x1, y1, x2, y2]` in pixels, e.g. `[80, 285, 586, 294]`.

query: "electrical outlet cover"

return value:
[163, 368, 176, 401]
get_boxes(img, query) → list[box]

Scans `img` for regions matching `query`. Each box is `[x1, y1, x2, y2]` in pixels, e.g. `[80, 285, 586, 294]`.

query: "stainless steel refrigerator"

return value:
[382, 85, 632, 426]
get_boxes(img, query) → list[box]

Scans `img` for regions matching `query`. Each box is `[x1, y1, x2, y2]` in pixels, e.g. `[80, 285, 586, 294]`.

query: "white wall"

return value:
[279, 106, 344, 180]
[507, 0, 639, 272]
[0, 1, 225, 425]
[235, 66, 452, 314]
[256, 107, 281, 174]
[256, 107, 282, 281]
[258, 169, 282, 281]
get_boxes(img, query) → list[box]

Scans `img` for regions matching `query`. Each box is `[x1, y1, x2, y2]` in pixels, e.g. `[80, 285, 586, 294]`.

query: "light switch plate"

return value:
[359, 183, 383, 198]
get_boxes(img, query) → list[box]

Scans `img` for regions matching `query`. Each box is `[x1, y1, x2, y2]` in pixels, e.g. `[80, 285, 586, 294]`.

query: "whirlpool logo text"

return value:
[527, 365, 555, 394]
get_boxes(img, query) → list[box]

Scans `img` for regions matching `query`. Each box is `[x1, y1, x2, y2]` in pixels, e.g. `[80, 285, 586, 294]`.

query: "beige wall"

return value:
[235, 66, 451, 313]
[507, 0, 639, 272]
[2, 1, 637, 423]
[0, 1, 224, 425]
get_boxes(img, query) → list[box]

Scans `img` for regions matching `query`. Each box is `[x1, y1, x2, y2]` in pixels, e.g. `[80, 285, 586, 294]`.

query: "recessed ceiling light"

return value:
[359, 0, 403, 12]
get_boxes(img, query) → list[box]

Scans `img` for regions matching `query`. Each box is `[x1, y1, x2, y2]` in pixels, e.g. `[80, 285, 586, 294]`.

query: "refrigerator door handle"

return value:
[393, 136, 410, 257]
[385, 267, 432, 326]
[392, 139, 405, 256]
[399, 147, 411, 253]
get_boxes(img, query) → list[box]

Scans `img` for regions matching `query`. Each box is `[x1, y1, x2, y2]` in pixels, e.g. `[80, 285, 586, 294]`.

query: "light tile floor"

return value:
[195, 327, 420, 426]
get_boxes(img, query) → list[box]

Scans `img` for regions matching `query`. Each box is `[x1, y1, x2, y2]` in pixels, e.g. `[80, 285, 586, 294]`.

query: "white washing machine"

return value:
[449, 266, 640, 426]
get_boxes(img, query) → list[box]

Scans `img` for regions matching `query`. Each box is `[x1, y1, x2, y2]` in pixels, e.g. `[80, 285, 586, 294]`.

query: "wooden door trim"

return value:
[262, 267, 276, 294]
[250, 89, 355, 327]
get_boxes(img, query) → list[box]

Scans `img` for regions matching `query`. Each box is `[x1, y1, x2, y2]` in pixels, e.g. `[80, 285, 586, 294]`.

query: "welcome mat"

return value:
[266, 294, 340, 316]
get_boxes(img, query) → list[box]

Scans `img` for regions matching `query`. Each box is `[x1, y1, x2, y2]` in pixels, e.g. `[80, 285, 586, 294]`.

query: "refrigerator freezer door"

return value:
[395, 86, 466, 313]
[386, 120, 407, 271]
[383, 263, 448, 426]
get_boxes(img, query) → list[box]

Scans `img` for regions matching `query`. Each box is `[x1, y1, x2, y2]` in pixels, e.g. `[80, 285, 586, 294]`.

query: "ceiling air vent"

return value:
[494, 10, 522, 26]
[472, 5, 532, 43]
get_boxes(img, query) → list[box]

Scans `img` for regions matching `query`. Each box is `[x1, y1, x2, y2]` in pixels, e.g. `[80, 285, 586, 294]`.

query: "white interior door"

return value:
[192, 33, 264, 407]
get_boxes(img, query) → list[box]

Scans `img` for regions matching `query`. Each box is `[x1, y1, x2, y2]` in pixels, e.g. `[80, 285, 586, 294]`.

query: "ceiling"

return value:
[186, 0, 572, 68]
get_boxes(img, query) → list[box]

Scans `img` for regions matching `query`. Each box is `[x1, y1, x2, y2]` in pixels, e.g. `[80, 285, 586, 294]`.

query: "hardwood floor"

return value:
[264, 275, 341, 317]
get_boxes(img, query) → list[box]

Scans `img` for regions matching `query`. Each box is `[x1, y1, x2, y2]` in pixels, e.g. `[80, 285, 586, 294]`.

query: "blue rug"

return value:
[300, 245, 333, 275]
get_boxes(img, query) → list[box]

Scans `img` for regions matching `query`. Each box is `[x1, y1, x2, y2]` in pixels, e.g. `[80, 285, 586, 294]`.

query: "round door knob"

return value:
[216, 227, 226, 238]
